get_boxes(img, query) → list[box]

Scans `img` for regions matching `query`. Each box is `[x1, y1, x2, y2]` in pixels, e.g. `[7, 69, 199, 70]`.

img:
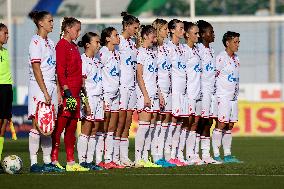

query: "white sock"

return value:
[157, 123, 168, 159]
[95, 132, 104, 164]
[177, 129, 187, 160]
[165, 122, 175, 160]
[135, 121, 150, 163]
[186, 131, 196, 160]
[194, 133, 201, 158]
[104, 132, 114, 163]
[212, 129, 223, 157]
[40, 135, 52, 164]
[86, 135, 96, 163]
[77, 134, 89, 164]
[151, 121, 161, 161]
[222, 130, 232, 156]
[29, 129, 40, 166]
[120, 138, 129, 161]
[143, 124, 154, 161]
[201, 136, 211, 159]
[171, 123, 181, 159]
[113, 137, 120, 162]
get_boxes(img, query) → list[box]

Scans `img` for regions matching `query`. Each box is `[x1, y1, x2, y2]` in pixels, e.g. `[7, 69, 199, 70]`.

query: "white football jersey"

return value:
[137, 47, 158, 97]
[184, 44, 202, 99]
[216, 51, 240, 100]
[167, 40, 186, 93]
[157, 43, 172, 93]
[81, 53, 103, 96]
[197, 43, 216, 93]
[118, 35, 137, 89]
[29, 35, 56, 81]
[99, 46, 120, 94]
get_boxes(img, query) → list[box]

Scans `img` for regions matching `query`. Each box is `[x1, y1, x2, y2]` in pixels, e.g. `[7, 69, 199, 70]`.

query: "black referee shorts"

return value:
[0, 84, 13, 119]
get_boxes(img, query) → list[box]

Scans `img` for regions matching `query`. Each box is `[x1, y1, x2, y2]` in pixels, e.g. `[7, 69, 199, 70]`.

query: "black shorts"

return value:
[0, 84, 13, 119]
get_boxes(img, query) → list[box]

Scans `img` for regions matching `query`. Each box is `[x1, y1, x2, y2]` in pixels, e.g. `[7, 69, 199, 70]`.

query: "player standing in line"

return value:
[166, 19, 188, 166]
[76, 32, 104, 170]
[135, 25, 162, 168]
[51, 17, 89, 171]
[212, 31, 242, 163]
[180, 21, 203, 165]
[0, 23, 13, 173]
[27, 11, 63, 173]
[196, 20, 221, 164]
[151, 19, 176, 167]
[98, 27, 124, 169]
[115, 12, 140, 167]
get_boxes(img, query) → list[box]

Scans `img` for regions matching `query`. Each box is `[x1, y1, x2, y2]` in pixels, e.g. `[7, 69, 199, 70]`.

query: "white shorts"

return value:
[210, 95, 218, 118]
[172, 92, 188, 117]
[217, 99, 238, 123]
[201, 92, 213, 118]
[28, 80, 58, 119]
[81, 95, 104, 121]
[137, 93, 160, 113]
[119, 87, 137, 111]
[188, 98, 202, 116]
[104, 92, 119, 112]
[160, 91, 172, 114]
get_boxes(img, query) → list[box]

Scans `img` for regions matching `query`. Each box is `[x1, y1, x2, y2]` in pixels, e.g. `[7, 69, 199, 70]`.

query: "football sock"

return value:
[201, 136, 211, 159]
[29, 129, 40, 166]
[113, 136, 120, 162]
[0, 137, 4, 160]
[120, 138, 129, 160]
[171, 122, 181, 159]
[194, 133, 201, 157]
[86, 135, 96, 163]
[157, 123, 168, 159]
[212, 128, 223, 157]
[104, 132, 114, 163]
[40, 135, 52, 164]
[222, 130, 232, 156]
[135, 121, 150, 162]
[177, 128, 187, 160]
[77, 134, 89, 164]
[186, 131, 196, 159]
[95, 132, 104, 164]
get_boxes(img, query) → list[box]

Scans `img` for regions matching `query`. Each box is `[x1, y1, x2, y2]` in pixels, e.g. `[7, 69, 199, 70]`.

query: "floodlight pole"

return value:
[190, 0, 195, 21]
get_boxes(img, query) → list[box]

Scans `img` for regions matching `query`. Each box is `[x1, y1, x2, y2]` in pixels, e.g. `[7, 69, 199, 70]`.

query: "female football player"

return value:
[27, 11, 63, 173]
[51, 17, 89, 171]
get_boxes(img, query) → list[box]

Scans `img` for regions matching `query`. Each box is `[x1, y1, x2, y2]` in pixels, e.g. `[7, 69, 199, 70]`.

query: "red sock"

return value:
[51, 117, 67, 162]
[64, 118, 77, 162]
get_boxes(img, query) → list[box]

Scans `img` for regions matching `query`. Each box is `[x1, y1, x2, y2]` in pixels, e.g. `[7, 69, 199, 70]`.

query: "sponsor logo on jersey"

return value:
[194, 63, 202, 72]
[162, 61, 171, 70]
[93, 73, 102, 83]
[110, 66, 119, 76]
[205, 62, 214, 71]
[148, 63, 158, 73]
[228, 72, 239, 82]
[177, 62, 186, 69]
[47, 56, 56, 66]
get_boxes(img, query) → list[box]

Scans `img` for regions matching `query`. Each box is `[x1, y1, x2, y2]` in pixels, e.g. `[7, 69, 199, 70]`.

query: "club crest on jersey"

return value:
[148, 63, 158, 73]
[205, 62, 214, 71]
[93, 73, 102, 83]
[194, 64, 202, 72]
[47, 56, 56, 66]
[228, 72, 239, 82]
[110, 66, 119, 76]
[178, 62, 186, 69]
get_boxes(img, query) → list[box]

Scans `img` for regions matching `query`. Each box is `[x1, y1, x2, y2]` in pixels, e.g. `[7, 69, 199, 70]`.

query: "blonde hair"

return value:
[152, 19, 168, 46]
[136, 25, 156, 48]
[60, 17, 81, 39]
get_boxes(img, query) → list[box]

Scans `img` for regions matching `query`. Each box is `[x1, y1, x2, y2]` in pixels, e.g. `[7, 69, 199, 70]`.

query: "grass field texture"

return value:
[1, 137, 284, 189]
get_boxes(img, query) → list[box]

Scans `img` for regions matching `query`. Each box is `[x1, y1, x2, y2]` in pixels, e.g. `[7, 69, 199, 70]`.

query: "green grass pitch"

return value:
[1, 137, 284, 189]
